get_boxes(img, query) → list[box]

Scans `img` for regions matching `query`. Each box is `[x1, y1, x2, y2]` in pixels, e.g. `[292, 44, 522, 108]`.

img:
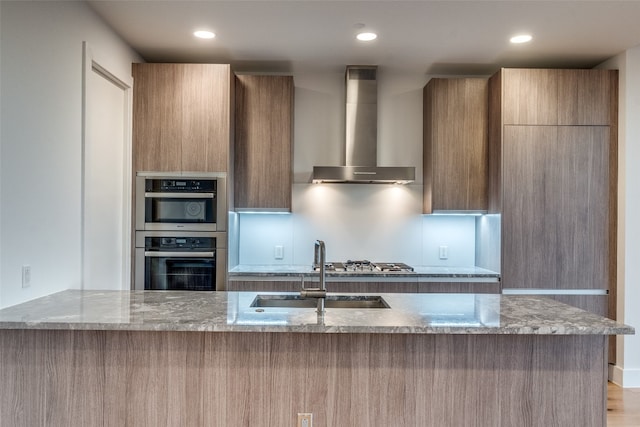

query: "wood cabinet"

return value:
[417, 281, 500, 294]
[227, 278, 302, 292]
[326, 281, 417, 293]
[423, 78, 488, 213]
[132, 63, 233, 173]
[234, 75, 293, 211]
[500, 126, 610, 290]
[489, 68, 617, 296]
[500, 68, 616, 126]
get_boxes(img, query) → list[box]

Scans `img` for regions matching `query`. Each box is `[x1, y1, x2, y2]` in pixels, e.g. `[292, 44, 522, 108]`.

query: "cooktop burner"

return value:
[314, 261, 414, 273]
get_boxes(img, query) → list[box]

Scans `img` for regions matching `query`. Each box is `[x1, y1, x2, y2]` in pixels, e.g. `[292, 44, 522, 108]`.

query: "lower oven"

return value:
[134, 231, 227, 291]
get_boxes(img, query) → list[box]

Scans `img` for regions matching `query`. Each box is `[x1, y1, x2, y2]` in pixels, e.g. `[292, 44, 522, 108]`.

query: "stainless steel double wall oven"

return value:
[134, 173, 227, 291]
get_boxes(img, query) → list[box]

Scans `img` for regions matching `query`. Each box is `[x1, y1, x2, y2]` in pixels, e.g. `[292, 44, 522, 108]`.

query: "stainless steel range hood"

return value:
[311, 66, 415, 184]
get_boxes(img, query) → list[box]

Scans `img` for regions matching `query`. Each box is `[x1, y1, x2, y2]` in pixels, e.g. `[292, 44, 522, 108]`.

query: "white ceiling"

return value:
[88, 0, 640, 75]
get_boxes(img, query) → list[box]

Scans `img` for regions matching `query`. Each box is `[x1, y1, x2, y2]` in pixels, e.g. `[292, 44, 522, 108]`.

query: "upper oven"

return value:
[135, 174, 227, 231]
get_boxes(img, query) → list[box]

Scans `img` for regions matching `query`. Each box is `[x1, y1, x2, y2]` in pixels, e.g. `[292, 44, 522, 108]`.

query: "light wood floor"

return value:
[608, 382, 640, 426]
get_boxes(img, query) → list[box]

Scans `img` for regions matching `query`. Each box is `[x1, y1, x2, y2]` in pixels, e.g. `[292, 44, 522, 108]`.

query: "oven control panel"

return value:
[145, 237, 215, 251]
[145, 179, 217, 192]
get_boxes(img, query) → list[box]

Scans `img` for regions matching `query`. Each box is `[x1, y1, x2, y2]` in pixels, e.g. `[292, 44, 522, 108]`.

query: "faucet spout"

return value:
[315, 240, 326, 292]
[301, 240, 327, 314]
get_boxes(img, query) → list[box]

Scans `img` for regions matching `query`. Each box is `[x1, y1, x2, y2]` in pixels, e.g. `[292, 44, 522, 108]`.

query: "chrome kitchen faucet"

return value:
[301, 240, 327, 314]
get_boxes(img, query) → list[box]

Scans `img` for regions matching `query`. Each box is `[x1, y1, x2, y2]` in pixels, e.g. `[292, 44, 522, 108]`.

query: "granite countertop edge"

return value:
[0, 322, 632, 335]
[0, 290, 633, 336]
[228, 265, 501, 279]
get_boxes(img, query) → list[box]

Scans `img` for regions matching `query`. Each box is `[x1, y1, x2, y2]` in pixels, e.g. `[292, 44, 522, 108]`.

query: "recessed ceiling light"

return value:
[510, 34, 532, 44]
[194, 30, 215, 39]
[357, 32, 378, 42]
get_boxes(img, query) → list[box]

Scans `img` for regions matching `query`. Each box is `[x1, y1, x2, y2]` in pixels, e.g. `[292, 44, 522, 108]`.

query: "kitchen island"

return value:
[0, 290, 633, 427]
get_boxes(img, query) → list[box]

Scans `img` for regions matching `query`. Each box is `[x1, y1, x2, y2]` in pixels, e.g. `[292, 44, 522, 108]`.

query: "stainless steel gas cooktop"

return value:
[313, 260, 414, 273]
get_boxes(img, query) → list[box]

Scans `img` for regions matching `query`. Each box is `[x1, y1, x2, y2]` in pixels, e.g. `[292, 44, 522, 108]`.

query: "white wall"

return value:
[238, 70, 479, 267]
[598, 47, 640, 387]
[0, 1, 141, 308]
[238, 185, 476, 266]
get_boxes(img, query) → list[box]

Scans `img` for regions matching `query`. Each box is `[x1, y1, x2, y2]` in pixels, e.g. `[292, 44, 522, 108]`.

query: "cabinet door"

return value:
[553, 127, 609, 289]
[326, 281, 417, 293]
[133, 64, 182, 172]
[423, 78, 488, 213]
[180, 64, 231, 172]
[502, 69, 559, 125]
[558, 69, 615, 126]
[235, 75, 293, 211]
[132, 64, 231, 173]
[227, 279, 301, 292]
[502, 126, 558, 288]
[502, 126, 610, 290]
[417, 282, 500, 294]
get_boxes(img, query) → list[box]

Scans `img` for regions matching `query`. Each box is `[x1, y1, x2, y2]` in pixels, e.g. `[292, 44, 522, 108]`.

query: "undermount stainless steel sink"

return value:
[250, 294, 390, 309]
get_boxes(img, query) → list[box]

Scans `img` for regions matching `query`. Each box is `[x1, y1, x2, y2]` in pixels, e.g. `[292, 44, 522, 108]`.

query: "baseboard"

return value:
[609, 364, 640, 387]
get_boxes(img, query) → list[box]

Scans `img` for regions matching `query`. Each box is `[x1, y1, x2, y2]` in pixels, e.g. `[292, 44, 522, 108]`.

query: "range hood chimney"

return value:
[311, 66, 415, 184]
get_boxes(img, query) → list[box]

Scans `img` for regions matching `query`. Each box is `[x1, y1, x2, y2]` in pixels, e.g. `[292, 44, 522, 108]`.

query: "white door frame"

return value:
[81, 41, 133, 289]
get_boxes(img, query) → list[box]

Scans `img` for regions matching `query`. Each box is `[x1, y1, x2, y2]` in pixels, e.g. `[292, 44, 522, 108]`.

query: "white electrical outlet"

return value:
[22, 265, 31, 288]
[274, 245, 284, 260]
[439, 246, 449, 260]
[297, 413, 312, 427]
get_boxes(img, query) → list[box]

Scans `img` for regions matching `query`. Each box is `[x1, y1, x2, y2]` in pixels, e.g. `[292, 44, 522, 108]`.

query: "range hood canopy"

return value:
[311, 65, 415, 184]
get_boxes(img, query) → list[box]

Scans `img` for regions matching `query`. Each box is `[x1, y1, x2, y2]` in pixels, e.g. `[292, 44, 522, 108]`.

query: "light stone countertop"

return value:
[229, 264, 500, 279]
[0, 290, 633, 335]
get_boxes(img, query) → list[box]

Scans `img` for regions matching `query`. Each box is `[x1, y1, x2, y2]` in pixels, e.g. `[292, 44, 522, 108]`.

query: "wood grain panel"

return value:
[423, 78, 488, 212]
[487, 70, 503, 213]
[227, 279, 302, 292]
[326, 281, 418, 293]
[558, 69, 614, 125]
[133, 63, 182, 172]
[180, 64, 231, 172]
[554, 127, 609, 289]
[0, 330, 608, 427]
[547, 295, 608, 317]
[234, 75, 293, 210]
[608, 70, 619, 363]
[417, 281, 500, 294]
[502, 68, 559, 125]
[132, 63, 231, 173]
[501, 125, 558, 289]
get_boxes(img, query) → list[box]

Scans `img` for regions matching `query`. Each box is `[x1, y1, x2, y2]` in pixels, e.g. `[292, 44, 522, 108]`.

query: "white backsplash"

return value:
[235, 184, 477, 267]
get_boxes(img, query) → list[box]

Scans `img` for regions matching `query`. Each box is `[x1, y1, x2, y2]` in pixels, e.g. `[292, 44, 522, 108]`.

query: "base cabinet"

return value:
[0, 329, 609, 427]
[418, 282, 500, 294]
[326, 281, 417, 293]
[227, 279, 302, 292]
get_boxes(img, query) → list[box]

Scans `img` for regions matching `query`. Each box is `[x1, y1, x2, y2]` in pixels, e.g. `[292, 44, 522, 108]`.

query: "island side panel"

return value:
[0, 330, 106, 427]
[0, 330, 607, 427]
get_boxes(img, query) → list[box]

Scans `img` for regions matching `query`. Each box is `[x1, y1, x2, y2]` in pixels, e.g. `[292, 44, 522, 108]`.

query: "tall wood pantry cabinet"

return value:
[488, 68, 618, 317]
[132, 63, 234, 173]
[423, 78, 489, 213]
[234, 75, 294, 211]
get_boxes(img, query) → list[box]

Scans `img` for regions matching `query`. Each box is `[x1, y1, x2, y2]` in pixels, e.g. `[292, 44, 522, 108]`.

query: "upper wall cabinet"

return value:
[132, 63, 233, 173]
[500, 68, 616, 126]
[234, 75, 294, 211]
[423, 78, 488, 213]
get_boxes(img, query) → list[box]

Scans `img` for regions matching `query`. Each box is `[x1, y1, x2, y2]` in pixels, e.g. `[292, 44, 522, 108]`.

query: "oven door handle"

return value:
[144, 251, 215, 258]
[144, 192, 214, 199]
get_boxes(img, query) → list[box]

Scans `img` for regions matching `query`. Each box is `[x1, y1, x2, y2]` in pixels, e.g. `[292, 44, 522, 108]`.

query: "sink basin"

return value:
[250, 294, 390, 309]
